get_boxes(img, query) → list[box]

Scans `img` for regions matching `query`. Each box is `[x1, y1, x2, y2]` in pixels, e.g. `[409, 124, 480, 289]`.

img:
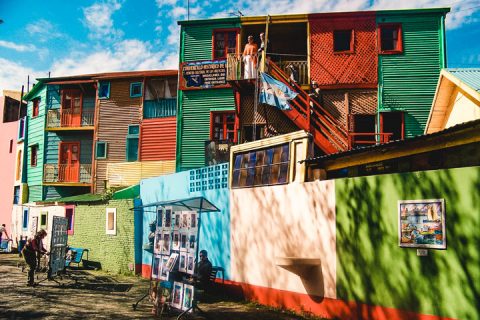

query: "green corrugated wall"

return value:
[377, 13, 446, 138]
[176, 18, 240, 171]
[26, 85, 47, 202]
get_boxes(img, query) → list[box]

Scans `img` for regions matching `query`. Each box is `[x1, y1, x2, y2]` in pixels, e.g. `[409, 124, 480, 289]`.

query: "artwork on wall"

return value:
[159, 255, 170, 280]
[181, 213, 189, 228]
[399, 199, 446, 249]
[174, 213, 181, 230]
[179, 252, 187, 273]
[162, 232, 171, 255]
[164, 208, 172, 228]
[154, 231, 162, 255]
[189, 213, 197, 228]
[171, 281, 184, 309]
[186, 254, 195, 275]
[188, 234, 196, 252]
[152, 255, 161, 279]
[180, 233, 188, 252]
[172, 231, 180, 251]
[166, 252, 179, 271]
[156, 207, 163, 228]
[182, 284, 194, 311]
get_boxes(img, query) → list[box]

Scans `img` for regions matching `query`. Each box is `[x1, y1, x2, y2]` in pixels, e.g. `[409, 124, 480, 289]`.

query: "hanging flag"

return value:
[259, 72, 298, 110]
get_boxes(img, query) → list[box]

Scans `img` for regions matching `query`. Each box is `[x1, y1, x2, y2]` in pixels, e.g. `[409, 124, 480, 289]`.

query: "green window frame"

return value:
[96, 141, 107, 159]
[126, 125, 139, 162]
[130, 82, 143, 98]
[98, 81, 110, 99]
[40, 211, 48, 228]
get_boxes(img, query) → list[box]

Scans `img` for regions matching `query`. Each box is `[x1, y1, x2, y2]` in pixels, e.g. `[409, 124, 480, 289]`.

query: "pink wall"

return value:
[0, 96, 18, 235]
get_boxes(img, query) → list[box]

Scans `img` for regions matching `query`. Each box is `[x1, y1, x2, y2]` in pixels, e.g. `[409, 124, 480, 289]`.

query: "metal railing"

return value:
[143, 98, 177, 119]
[46, 109, 95, 128]
[43, 164, 92, 183]
[348, 133, 393, 149]
[226, 53, 308, 85]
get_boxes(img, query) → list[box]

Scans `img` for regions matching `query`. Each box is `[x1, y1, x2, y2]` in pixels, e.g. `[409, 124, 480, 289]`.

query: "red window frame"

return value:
[210, 111, 237, 143]
[65, 205, 75, 235]
[333, 29, 354, 54]
[378, 23, 403, 54]
[30, 145, 38, 167]
[32, 98, 40, 117]
[212, 28, 239, 59]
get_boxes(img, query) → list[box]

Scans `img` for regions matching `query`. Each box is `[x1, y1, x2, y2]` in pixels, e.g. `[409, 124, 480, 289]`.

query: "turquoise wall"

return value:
[140, 163, 230, 278]
[335, 166, 480, 319]
[46, 85, 95, 111]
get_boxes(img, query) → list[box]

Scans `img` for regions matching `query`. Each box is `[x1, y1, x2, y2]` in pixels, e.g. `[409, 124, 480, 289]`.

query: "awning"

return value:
[112, 184, 140, 200]
[134, 196, 220, 213]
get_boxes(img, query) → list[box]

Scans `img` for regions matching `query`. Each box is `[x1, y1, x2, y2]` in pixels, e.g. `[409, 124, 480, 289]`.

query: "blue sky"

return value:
[0, 0, 479, 93]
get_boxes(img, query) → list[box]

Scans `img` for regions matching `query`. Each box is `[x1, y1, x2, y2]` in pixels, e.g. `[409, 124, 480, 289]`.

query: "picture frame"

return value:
[179, 252, 187, 273]
[182, 284, 194, 311]
[174, 213, 181, 230]
[154, 231, 162, 255]
[172, 231, 180, 251]
[189, 213, 197, 229]
[151, 255, 161, 279]
[166, 252, 179, 271]
[159, 255, 170, 281]
[156, 207, 163, 228]
[171, 281, 184, 309]
[398, 199, 446, 249]
[164, 208, 172, 229]
[188, 234, 196, 252]
[162, 232, 171, 255]
[180, 232, 188, 252]
[186, 253, 195, 275]
[181, 212, 189, 229]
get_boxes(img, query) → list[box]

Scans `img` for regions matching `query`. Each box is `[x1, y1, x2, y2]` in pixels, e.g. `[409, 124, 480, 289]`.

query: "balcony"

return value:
[226, 53, 308, 86]
[43, 164, 92, 185]
[143, 98, 176, 119]
[46, 109, 95, 130]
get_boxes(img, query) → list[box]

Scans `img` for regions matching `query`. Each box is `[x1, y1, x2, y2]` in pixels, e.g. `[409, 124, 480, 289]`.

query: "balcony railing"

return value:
[226, 53, 308, 85]
[43, 164, 92, 184]
[348, 133, 393, 149]
[46, 109, 95, 129]
[143, 98, 177, 119]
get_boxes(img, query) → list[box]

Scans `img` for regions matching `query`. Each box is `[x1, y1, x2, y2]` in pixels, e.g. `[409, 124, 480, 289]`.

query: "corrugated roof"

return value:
[446, 68, 480, 92]
[36, 70, 177, 82]
[303, 118, 480, 164]
[37, 193, 104, 203]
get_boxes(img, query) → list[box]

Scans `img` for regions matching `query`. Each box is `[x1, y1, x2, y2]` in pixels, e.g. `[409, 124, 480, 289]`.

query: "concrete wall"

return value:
[0, 120, 18, 235]
[28, 205, 65, 251]
[68, 200, 135, 275]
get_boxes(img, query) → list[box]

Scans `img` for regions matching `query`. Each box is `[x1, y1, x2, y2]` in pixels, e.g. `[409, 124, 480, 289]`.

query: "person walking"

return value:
[0, 224, 9, 243]
[22, 229, 48, 286]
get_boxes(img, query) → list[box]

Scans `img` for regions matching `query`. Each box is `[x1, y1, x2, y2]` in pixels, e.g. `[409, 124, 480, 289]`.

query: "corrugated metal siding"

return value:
[179, 89, 235, 170]
[107, 160, 176, 187]
[140, 117, 176, 161]
[44, 186, 90, 200]
[378, 14, 445, 137]
[28, 185, 43, 202]
[95, 79, 142, 193]
[45, 132, 93, 164]
[446, 68, 480, 92]
[181, 21, 240, 62]
[143, 99, 176, 118]
[309, 15, 377, 86]
[27, 86, 47, 201]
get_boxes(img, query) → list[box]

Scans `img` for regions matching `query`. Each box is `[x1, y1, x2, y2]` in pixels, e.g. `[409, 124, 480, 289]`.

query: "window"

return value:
[211, 112, 237, 142]
[333, 30, 354, 53]
[242, 125, 265, 143]
[18, 117, 26, 140]
[98, 81, 110, 99]
[65, 207, 74, 235]
[32, 98, 40, 117]
[130, 82, 143, 98]
[378, 24, 402, 54]
[13, 186, 20, 204]
[40, 211, 48, 228]
[96, 141, 107, 159]
[232, 143, 290, 188]
[126, 125, 139, 162]
[380, 112, 404, 141]
[22, 208, 29, 230]
[9, 139, 13, 153]
[30, 145, 38, 167]
[213, 29, 238, 59]
[106, 208, 117, 235]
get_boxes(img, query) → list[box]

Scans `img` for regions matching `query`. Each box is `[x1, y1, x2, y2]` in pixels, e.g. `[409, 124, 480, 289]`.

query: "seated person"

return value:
[195, 249, 212, 290]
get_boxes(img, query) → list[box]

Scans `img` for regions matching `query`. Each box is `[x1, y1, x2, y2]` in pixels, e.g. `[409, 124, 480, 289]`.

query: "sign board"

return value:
[49, 216, 68, 276]
[30, 216, 38, 237]
[179, 60, 229, 90]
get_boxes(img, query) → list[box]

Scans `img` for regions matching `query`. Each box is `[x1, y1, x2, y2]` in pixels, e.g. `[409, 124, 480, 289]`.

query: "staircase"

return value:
[268, 60, 348, 154]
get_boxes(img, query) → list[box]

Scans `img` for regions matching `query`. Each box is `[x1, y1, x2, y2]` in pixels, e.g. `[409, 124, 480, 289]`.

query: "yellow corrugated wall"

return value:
[106, 160, 175, 187]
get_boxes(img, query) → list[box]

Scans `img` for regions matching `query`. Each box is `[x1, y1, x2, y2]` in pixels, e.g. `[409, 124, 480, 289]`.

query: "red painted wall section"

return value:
[140, 117, 176, 161]
[309, 13, 378, 87]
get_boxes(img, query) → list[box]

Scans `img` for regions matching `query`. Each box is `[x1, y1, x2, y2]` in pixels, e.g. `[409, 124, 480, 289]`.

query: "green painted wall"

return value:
[377, 12, 447, 137]
[335, 166, 480, 319]
[177, 89, 235, 171]
[68, 199, 135, 274]
[26, 85, 47, 202]
[176, 19, 240, 172]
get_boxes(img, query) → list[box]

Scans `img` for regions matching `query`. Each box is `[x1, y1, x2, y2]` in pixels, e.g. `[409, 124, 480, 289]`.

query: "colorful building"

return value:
[176, 8, 449, 171]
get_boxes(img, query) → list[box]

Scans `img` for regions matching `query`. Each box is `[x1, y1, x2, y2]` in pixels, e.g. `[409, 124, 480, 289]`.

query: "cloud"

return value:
[26, 19, 63, 42]
[0, 40, 36, 52]
[0, 58, 44, 93]
[82, 0, 124, 42]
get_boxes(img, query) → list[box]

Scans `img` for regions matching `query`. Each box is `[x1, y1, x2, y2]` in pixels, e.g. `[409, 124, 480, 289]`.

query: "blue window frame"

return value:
[18, 117, 26, 140]
[130, 82, 143, 98]
[98, 81, 110, 99]
[95, 141, 107, 159]
[13, 186, 20, 204]
[22, 208, 29, 230]
[126, 125, 139, 162]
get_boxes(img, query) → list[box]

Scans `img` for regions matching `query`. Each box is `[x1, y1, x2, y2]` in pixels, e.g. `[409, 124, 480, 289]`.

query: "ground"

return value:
[0, 254, 322, 319]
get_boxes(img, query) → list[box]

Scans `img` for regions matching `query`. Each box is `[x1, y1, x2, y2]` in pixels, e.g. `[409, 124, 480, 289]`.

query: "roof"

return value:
[446, 68, 480, 93]
[112, 184, 140, 200]
[136, 196, 220, 213]
[2, 90, 22, 100]
[37, 193, 104, 204]
[22, 81, 45, 101]
[303, 118, 480, 165]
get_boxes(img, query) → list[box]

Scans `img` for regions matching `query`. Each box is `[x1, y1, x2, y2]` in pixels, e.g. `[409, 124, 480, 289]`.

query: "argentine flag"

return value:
[259, 72, 298, 110]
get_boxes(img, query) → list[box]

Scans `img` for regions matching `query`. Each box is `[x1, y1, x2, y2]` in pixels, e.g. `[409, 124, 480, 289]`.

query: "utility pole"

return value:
[187, 0, 190, 20]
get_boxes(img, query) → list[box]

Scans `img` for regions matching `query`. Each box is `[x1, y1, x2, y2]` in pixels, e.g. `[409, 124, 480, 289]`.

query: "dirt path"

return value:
[0, 254, 317, 319]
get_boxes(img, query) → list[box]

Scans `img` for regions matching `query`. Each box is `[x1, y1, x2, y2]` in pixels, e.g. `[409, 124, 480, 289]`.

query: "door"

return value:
[61, 90, 82, 127]
[350, 114, 376, 147]
[59, 142, 80, 182]
[380, 112, 404, 141]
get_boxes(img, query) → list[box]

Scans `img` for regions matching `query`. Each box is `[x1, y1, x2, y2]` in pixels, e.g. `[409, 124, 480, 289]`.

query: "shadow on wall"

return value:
[334, 167, 480, 319]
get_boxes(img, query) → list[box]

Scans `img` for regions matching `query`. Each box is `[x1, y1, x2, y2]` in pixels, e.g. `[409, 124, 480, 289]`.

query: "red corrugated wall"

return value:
[140, 117, 176, 161]
[309, 13, 377, 87]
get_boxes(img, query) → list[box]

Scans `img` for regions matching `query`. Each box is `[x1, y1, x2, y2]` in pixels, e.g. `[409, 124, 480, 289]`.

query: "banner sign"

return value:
[180, 60, 229, 90]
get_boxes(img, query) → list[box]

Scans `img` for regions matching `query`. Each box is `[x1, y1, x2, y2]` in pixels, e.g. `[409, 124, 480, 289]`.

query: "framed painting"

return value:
[171, 281, 184, 309]
[399, 199, 446, 249]
[182, 284, 194, 311]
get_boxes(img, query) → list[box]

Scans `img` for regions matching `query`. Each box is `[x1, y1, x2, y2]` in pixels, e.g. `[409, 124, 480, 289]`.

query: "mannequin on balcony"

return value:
[243, 35, 258, 79]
